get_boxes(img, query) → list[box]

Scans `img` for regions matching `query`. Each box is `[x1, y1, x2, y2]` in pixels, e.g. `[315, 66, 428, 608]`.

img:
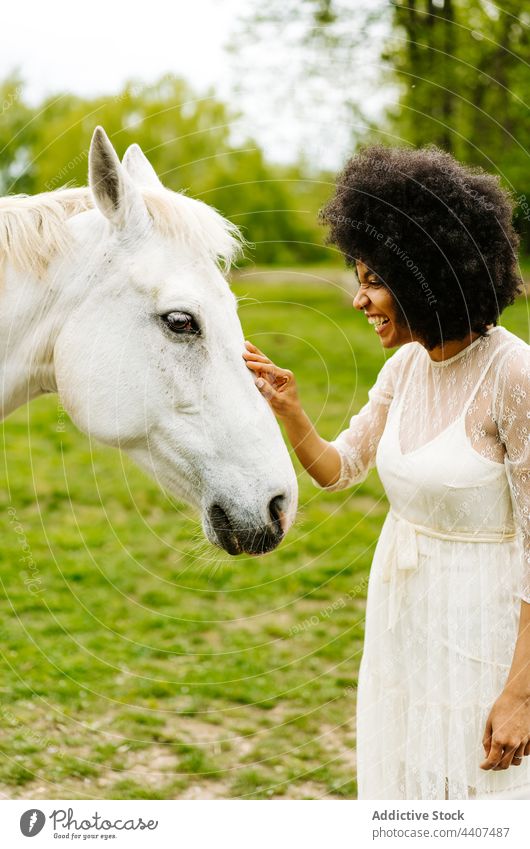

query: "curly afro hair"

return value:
[319, 145, 522, 350]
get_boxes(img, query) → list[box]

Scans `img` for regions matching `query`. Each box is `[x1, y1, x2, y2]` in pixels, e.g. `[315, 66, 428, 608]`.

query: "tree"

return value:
[229, 0, 389, 170]
[232, 0, 530, 251]
[0, 74, 329, 265]
[0, 72, 37, 194]
[384, 1, 530, 247]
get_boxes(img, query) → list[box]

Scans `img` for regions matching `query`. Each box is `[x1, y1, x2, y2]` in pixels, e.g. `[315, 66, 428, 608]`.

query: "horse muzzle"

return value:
[205, 494, 287, 555]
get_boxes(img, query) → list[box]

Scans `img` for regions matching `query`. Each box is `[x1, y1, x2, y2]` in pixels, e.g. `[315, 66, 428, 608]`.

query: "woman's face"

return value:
[352, 260, 411, 349]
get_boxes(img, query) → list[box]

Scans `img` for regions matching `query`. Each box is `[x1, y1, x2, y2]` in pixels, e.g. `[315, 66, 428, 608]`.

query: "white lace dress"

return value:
[313, 325, 530, 800]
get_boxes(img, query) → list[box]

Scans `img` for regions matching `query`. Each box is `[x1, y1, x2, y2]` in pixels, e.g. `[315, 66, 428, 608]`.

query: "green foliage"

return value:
[0, 72, 36, 194]
[232, 0, 530, 255]
[383, 1, 530, 248]
[0, 74, 330, 266]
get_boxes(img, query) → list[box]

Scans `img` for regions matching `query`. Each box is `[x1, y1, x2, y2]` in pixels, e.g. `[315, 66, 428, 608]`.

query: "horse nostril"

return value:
[207, 496, 286, 556]
[209, 503, 232, 533]
[208, 503, 242, 555]
[268, 494, 285, 531]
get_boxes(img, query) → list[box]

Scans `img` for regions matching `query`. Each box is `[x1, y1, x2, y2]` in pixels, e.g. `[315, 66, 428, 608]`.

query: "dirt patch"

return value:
[319, 722, 356, 773]
[178, 780, 229, 799]
[0, 701, 356, 800]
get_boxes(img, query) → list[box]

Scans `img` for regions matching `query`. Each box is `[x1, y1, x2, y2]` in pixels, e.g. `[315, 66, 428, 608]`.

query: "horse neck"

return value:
[0, 239, 89, 420]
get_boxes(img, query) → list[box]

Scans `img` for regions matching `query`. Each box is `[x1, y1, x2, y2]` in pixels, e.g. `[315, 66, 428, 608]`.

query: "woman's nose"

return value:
[352, 289, 369, 310]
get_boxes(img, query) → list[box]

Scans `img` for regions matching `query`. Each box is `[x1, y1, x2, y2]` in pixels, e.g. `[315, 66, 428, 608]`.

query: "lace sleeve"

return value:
[494, 342, 530, 604]
[311, 344, 410, 492]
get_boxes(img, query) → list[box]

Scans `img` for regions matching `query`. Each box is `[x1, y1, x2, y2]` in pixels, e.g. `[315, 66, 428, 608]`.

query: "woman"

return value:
[242, 145, 530, 800]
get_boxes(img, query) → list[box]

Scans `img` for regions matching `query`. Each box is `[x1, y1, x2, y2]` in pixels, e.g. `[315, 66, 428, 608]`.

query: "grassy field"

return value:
[0, 273, 528, 800]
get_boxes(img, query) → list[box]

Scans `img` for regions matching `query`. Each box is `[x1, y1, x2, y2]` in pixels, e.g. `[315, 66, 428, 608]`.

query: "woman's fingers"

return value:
[242, 351, 271, 364]
[481, 704, 530, 771]
[510, 744, 525, 767]
[250, 367, 288, 392]
[243, 341, 298, 417]
[483, 739, 527, 771]
[493, 745, 514, 771]
[254, 375, 277, 401]
[244, 339, 267, 357]
[244, 360, 278, 374]
[243, 341, 291, 382]
[244, 359, 290, 383]
[482, 720, 492, 756]
[480, 736, 504, 770]
[246, 362, 291, 392]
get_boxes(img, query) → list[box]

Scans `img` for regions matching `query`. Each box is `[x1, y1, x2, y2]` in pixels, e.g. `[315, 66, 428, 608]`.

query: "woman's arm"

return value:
[481, 343, 530, 771]
[242, 340, 342, 487]
[242, 339, 403, 492]
[280, 407, 342, 488]
[480, 600, 530, 771]
[504, 601, 530, 698]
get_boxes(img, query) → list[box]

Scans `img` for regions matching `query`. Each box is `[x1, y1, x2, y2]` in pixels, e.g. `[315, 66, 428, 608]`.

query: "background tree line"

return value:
[234, 0, 530, 256]
[0, 72, 332, 266]
[1, 1, 529, 262]
[386, 0, 530, 251]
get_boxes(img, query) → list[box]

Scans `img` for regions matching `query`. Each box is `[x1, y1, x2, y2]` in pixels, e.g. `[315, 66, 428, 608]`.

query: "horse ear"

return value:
[122, 144, 163, 189]
[88, 127, 148, 230]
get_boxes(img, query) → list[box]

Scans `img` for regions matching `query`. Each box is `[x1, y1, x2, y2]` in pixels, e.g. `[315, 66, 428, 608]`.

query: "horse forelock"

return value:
[140, 188, 243, 271]
[0, 185, 243, 280]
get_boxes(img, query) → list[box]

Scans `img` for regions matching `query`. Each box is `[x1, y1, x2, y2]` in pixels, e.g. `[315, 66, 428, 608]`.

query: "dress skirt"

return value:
[356, 511, 530, 800]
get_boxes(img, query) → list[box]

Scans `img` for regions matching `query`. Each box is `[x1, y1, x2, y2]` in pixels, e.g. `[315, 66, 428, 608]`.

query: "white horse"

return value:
[0, 127, 298, 555]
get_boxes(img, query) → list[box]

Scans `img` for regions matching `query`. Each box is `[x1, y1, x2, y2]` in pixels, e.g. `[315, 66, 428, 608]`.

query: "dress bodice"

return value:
[376, 343, 517, 537]
[311, 324, 530, 603]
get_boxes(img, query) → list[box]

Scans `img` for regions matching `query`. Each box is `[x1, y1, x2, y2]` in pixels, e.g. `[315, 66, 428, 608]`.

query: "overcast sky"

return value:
[1, 0, 392, 168]
[2, 1, 239, 97]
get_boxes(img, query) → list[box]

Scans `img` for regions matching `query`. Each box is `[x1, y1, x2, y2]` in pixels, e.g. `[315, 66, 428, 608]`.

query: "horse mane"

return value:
[0, 185, 242, 279]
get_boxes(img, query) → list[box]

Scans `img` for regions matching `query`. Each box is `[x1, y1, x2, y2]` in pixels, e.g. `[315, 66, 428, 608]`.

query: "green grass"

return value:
[0, 272, 528, 799]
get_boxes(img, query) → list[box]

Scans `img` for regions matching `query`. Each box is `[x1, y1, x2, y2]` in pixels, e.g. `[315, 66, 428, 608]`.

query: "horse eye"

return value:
[162, 311, 200, 335]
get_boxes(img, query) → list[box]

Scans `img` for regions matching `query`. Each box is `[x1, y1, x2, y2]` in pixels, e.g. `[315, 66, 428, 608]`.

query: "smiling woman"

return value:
[320, 144, 521, 351]
[244, 144, 530, 801]
[353, 261, 395, 339]
[351, 258, 493, 362]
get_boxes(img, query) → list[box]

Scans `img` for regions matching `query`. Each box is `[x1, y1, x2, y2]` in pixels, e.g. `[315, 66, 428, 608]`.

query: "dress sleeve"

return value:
[494, 342, 530, 604]
[311, 345, 409, 492]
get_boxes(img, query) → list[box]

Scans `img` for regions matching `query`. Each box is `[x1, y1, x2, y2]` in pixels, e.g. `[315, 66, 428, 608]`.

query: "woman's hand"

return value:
[242, 340, 302, 421]
[480, 689, 530, 771]
[242, 340, 342, 488]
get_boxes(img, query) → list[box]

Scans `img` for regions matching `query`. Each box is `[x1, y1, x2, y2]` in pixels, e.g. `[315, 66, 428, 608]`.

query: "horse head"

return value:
[53, 128, 298, 555]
